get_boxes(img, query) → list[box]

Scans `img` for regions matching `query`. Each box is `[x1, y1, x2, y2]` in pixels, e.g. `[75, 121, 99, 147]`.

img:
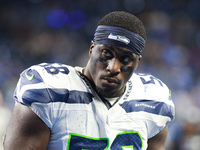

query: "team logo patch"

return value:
[108, 33, 130, 44]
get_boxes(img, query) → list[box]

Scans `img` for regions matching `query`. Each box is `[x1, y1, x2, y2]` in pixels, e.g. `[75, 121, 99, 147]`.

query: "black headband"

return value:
[93, 25, 145, 55]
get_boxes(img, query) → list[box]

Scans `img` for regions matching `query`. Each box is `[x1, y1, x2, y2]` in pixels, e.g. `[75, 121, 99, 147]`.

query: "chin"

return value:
[96, 87, 118, 98]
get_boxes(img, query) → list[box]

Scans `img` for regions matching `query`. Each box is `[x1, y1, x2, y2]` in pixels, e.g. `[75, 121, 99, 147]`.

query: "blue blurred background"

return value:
[0, 0, 200, 149]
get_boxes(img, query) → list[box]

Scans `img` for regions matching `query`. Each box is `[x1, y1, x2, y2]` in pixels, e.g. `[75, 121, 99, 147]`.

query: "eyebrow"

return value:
[116, 47, 136, 58]
[121, 50, 134, 56]
[102, 45, 134, 55]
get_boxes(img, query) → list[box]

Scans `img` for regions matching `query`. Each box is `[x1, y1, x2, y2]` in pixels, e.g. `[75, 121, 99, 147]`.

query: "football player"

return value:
[4, 11, 175, 150]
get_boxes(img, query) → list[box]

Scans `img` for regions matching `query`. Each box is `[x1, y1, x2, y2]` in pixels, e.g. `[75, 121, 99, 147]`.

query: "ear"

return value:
[138, 55, 142, 61]
[89, 41, 95, 57]
[136, 55, 142, 67]
[133, 55, 142, 72]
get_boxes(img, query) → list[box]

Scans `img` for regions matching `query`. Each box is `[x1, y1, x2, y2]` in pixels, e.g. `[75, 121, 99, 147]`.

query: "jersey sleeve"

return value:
[145, 77, 175, 139]
[148, 88, 175, 139]
[130, 73, 175, 139]
[14, 67, 52, 105]
[13, 63, 69, 129]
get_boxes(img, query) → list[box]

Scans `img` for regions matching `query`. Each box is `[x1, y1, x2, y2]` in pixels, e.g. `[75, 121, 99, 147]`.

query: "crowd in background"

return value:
[0, 0, 200, 149]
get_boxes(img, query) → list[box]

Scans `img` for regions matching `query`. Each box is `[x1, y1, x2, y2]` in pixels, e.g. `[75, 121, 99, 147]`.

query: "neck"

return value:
[81, 65, 97, 92]
[83, 61, 92, 82]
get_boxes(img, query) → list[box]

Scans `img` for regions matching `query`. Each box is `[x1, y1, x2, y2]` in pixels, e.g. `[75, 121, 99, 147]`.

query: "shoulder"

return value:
[125, 73, 175, 138]
[27, 63, 75, 80]
[20, 63, 78, 88]
[130, 73, 171, 102]
[127, 72, 175, 122]
[14, 63, 82, 105]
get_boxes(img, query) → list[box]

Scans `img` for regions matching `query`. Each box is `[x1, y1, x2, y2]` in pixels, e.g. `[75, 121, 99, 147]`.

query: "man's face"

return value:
[87, 43, 141, 98]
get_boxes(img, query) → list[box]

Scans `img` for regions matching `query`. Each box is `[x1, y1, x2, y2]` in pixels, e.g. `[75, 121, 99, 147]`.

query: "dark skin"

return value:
[3, 42, 168, 150]
[84, 41, 141, 98]
[3, 103, 50, 150]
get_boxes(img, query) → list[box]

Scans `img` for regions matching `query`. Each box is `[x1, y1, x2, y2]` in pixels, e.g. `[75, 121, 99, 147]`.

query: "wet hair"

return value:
[98, 11, 147, 41]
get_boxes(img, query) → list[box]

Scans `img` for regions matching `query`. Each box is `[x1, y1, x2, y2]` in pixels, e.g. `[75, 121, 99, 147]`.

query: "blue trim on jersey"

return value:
[21, 88, 52, 106]
[120, 100, 174, 120]
[67, 90, 93, 104]
[48, 88, 93, 104]
[20, 88, 93, 106]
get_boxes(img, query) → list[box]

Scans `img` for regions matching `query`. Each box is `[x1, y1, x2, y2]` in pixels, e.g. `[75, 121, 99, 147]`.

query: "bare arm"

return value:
[147, 126, 168, 150]
[3, 102, 51, 150]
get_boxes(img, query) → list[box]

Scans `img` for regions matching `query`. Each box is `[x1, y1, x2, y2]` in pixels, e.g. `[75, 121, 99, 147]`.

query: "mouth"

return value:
[101, 77, 119, 86]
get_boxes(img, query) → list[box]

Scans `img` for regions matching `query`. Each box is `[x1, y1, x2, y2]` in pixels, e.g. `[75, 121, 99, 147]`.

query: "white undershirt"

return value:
[104, 97, 119, 106]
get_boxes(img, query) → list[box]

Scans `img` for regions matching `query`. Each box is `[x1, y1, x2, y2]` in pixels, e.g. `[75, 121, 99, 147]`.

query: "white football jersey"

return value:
[14, 63, 175, 150]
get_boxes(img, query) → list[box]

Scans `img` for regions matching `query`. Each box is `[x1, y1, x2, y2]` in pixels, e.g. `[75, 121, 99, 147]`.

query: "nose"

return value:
[106, 58, 122, 75]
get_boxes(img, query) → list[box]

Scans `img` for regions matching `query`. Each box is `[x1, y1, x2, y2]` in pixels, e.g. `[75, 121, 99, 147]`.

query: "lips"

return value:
[101, 77, 119, 86]
[104, 77, 118, 83]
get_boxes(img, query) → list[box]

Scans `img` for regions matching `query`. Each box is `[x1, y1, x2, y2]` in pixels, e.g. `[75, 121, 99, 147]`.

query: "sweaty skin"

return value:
[84, 41, 141, 98]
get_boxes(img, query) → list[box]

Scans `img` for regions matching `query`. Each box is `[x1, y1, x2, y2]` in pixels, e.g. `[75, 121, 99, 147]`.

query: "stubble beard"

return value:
[95, 85, 121, 98]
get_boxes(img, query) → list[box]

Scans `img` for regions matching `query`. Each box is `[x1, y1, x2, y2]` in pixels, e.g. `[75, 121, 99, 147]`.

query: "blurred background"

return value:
[0, 0, 200, 149]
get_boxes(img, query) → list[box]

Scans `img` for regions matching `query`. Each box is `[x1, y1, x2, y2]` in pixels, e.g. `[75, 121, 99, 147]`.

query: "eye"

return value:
[121, 56, 133, 64]
[102, 49, 112, 58]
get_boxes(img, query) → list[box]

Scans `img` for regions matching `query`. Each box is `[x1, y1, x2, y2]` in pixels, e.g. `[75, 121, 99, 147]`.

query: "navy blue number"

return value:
[67, 133, 108, 150]
[111, 131, 143, 150]
[139, 74, 163, 87]
[67, 131, 143, 150]
[40, 64, 69, 75]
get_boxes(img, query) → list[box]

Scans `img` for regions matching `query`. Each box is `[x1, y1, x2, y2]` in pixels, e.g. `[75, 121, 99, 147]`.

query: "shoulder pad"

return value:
[132, 73, 171, 101]
[14, 63, 72, 106]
